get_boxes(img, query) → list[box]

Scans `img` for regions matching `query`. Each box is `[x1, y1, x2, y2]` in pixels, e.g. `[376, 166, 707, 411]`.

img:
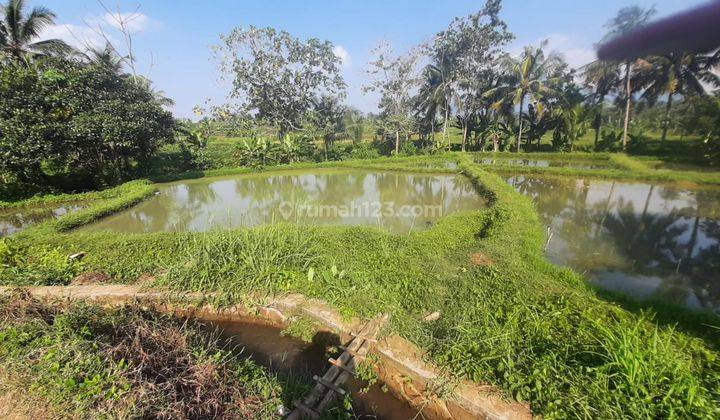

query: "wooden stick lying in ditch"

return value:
[287, 314, 388, 419]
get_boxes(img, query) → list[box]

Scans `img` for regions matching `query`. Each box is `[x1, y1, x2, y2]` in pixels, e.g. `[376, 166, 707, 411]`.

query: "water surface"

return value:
[79, 169, 485, 234]
[505, 175, 720, 312]
[0, 203, 85, 237]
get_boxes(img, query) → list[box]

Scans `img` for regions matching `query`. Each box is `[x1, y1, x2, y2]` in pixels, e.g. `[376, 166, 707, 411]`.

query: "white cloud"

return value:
[40, 23, 109, 50]
[333, 45, 351, 68]
[102, 12, 154, 33]
[510, 33, 597, 69]
[39, 10, 159, 53]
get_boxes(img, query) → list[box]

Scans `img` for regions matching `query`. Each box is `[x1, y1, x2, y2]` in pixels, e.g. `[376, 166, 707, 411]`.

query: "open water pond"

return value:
[0, 203, 85, 237]
[78, 169, 485, 234]
[505, 175, 720, 312]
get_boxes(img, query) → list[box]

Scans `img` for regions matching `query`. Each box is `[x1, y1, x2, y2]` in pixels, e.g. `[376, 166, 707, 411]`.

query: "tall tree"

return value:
[635, 51, 720, 141]
[424, 0, 513, 150]
[0, 0, 70, 61]
[85, 42, 123, 75]
[364, 42, 419, 154]
[486, 41, 562, 152]
[582, 60, 620, 147]
[416, 61, 451, 147]
[215, 26, 346, 137]
[602, 6, 655, 150]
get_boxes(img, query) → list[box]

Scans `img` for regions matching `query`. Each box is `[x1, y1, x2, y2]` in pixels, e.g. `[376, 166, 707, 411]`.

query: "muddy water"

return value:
[477, 157, 611, 170]
[207, 320, 420, 419]
[0, 203, 85, 237]
[78, 169, 485, 234]
[505, 175, 720, 313]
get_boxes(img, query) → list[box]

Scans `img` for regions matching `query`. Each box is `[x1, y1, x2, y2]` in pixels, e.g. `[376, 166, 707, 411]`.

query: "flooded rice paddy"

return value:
[78, 169, 486, 234]
[0, 203, 85, 237]
[505, 175, 720, 312]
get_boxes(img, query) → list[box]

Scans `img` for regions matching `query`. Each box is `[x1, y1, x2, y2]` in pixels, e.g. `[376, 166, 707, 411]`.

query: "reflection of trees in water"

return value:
[508, 175, 720, 311]
[1, 205, 83, 236]
[602, 198, 687, 273]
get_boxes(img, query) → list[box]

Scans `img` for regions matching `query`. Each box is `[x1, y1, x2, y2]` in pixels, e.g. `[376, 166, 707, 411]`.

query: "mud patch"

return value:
[71, 271, 111, 285]
[470, 252, 494, 266]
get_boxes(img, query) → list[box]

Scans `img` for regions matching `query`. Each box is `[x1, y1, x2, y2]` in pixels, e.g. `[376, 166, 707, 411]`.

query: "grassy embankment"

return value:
[2, 154, 719, 417]
[0, 291, 293, 418]
[472, 151, 720, 185]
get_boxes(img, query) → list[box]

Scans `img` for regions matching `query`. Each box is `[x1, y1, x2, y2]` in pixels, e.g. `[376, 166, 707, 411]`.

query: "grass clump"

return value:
[0, 291, 288, 418]
[609, 153, 651, 172]
[160, 226, 317, 300]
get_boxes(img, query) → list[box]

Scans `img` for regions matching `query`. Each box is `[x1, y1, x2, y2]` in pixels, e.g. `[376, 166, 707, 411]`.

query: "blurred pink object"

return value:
[597, 1, 720, 60]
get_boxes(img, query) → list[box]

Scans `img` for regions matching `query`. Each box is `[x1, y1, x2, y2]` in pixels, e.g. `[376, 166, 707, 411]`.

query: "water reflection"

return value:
[505, 175, 720, 312]
[0, 204, 85, 237]
[478, 158, 610, 170]
[79, 169, 485, 234]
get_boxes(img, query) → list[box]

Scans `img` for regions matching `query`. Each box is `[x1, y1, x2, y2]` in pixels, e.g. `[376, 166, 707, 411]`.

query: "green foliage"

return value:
[0, 240, 83, 285]
[278, 133, 316, 163]
[160, 226, 316, 299]
[0, 0, 72, 61]
[280, 315, 320, 344]
[178, 129, 210, 170]
[235, 136, 278, 167]
[215, 25, 346, 135]
[345, 143, 380, 160]
[0, 59, 175, 193]
[552, 104, 589, 152]
[355, 354, 380, 393]
[596, 128, 622, 151]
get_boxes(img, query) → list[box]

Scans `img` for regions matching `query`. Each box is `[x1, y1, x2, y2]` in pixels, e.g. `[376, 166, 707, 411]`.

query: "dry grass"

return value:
[0, 291, 286, 419]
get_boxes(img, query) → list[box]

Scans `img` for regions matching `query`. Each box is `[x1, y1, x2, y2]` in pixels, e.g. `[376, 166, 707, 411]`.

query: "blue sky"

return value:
[36, 0, 706, 118]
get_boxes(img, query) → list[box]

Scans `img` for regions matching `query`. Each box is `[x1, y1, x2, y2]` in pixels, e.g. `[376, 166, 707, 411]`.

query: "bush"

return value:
[596, 128, 622, 151]
[396, 140, 420, 156]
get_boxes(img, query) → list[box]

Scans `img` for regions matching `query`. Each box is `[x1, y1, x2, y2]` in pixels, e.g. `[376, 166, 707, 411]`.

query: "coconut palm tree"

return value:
[85, 42, 123, 74]
[485, 41, 561, 152]
[418, 57, 453, 147]
[582, 60, 620, 147]
[0, 0, 70, 61]
[416, 65, 444, 145]
[635, 52, 720, 141]
[602, 6, 655, 150]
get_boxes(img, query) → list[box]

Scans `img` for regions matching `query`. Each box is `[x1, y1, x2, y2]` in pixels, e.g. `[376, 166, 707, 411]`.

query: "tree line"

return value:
[203, 1, 719, 161]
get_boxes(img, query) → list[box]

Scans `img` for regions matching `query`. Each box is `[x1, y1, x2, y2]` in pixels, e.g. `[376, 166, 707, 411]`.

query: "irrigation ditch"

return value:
[0, 284, 531, 419]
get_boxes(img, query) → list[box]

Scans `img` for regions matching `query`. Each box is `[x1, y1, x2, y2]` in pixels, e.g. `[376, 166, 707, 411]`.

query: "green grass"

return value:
[0, 179, 154, 210]
[4, 156, 720, 418]
[473, 152, 720, 185]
